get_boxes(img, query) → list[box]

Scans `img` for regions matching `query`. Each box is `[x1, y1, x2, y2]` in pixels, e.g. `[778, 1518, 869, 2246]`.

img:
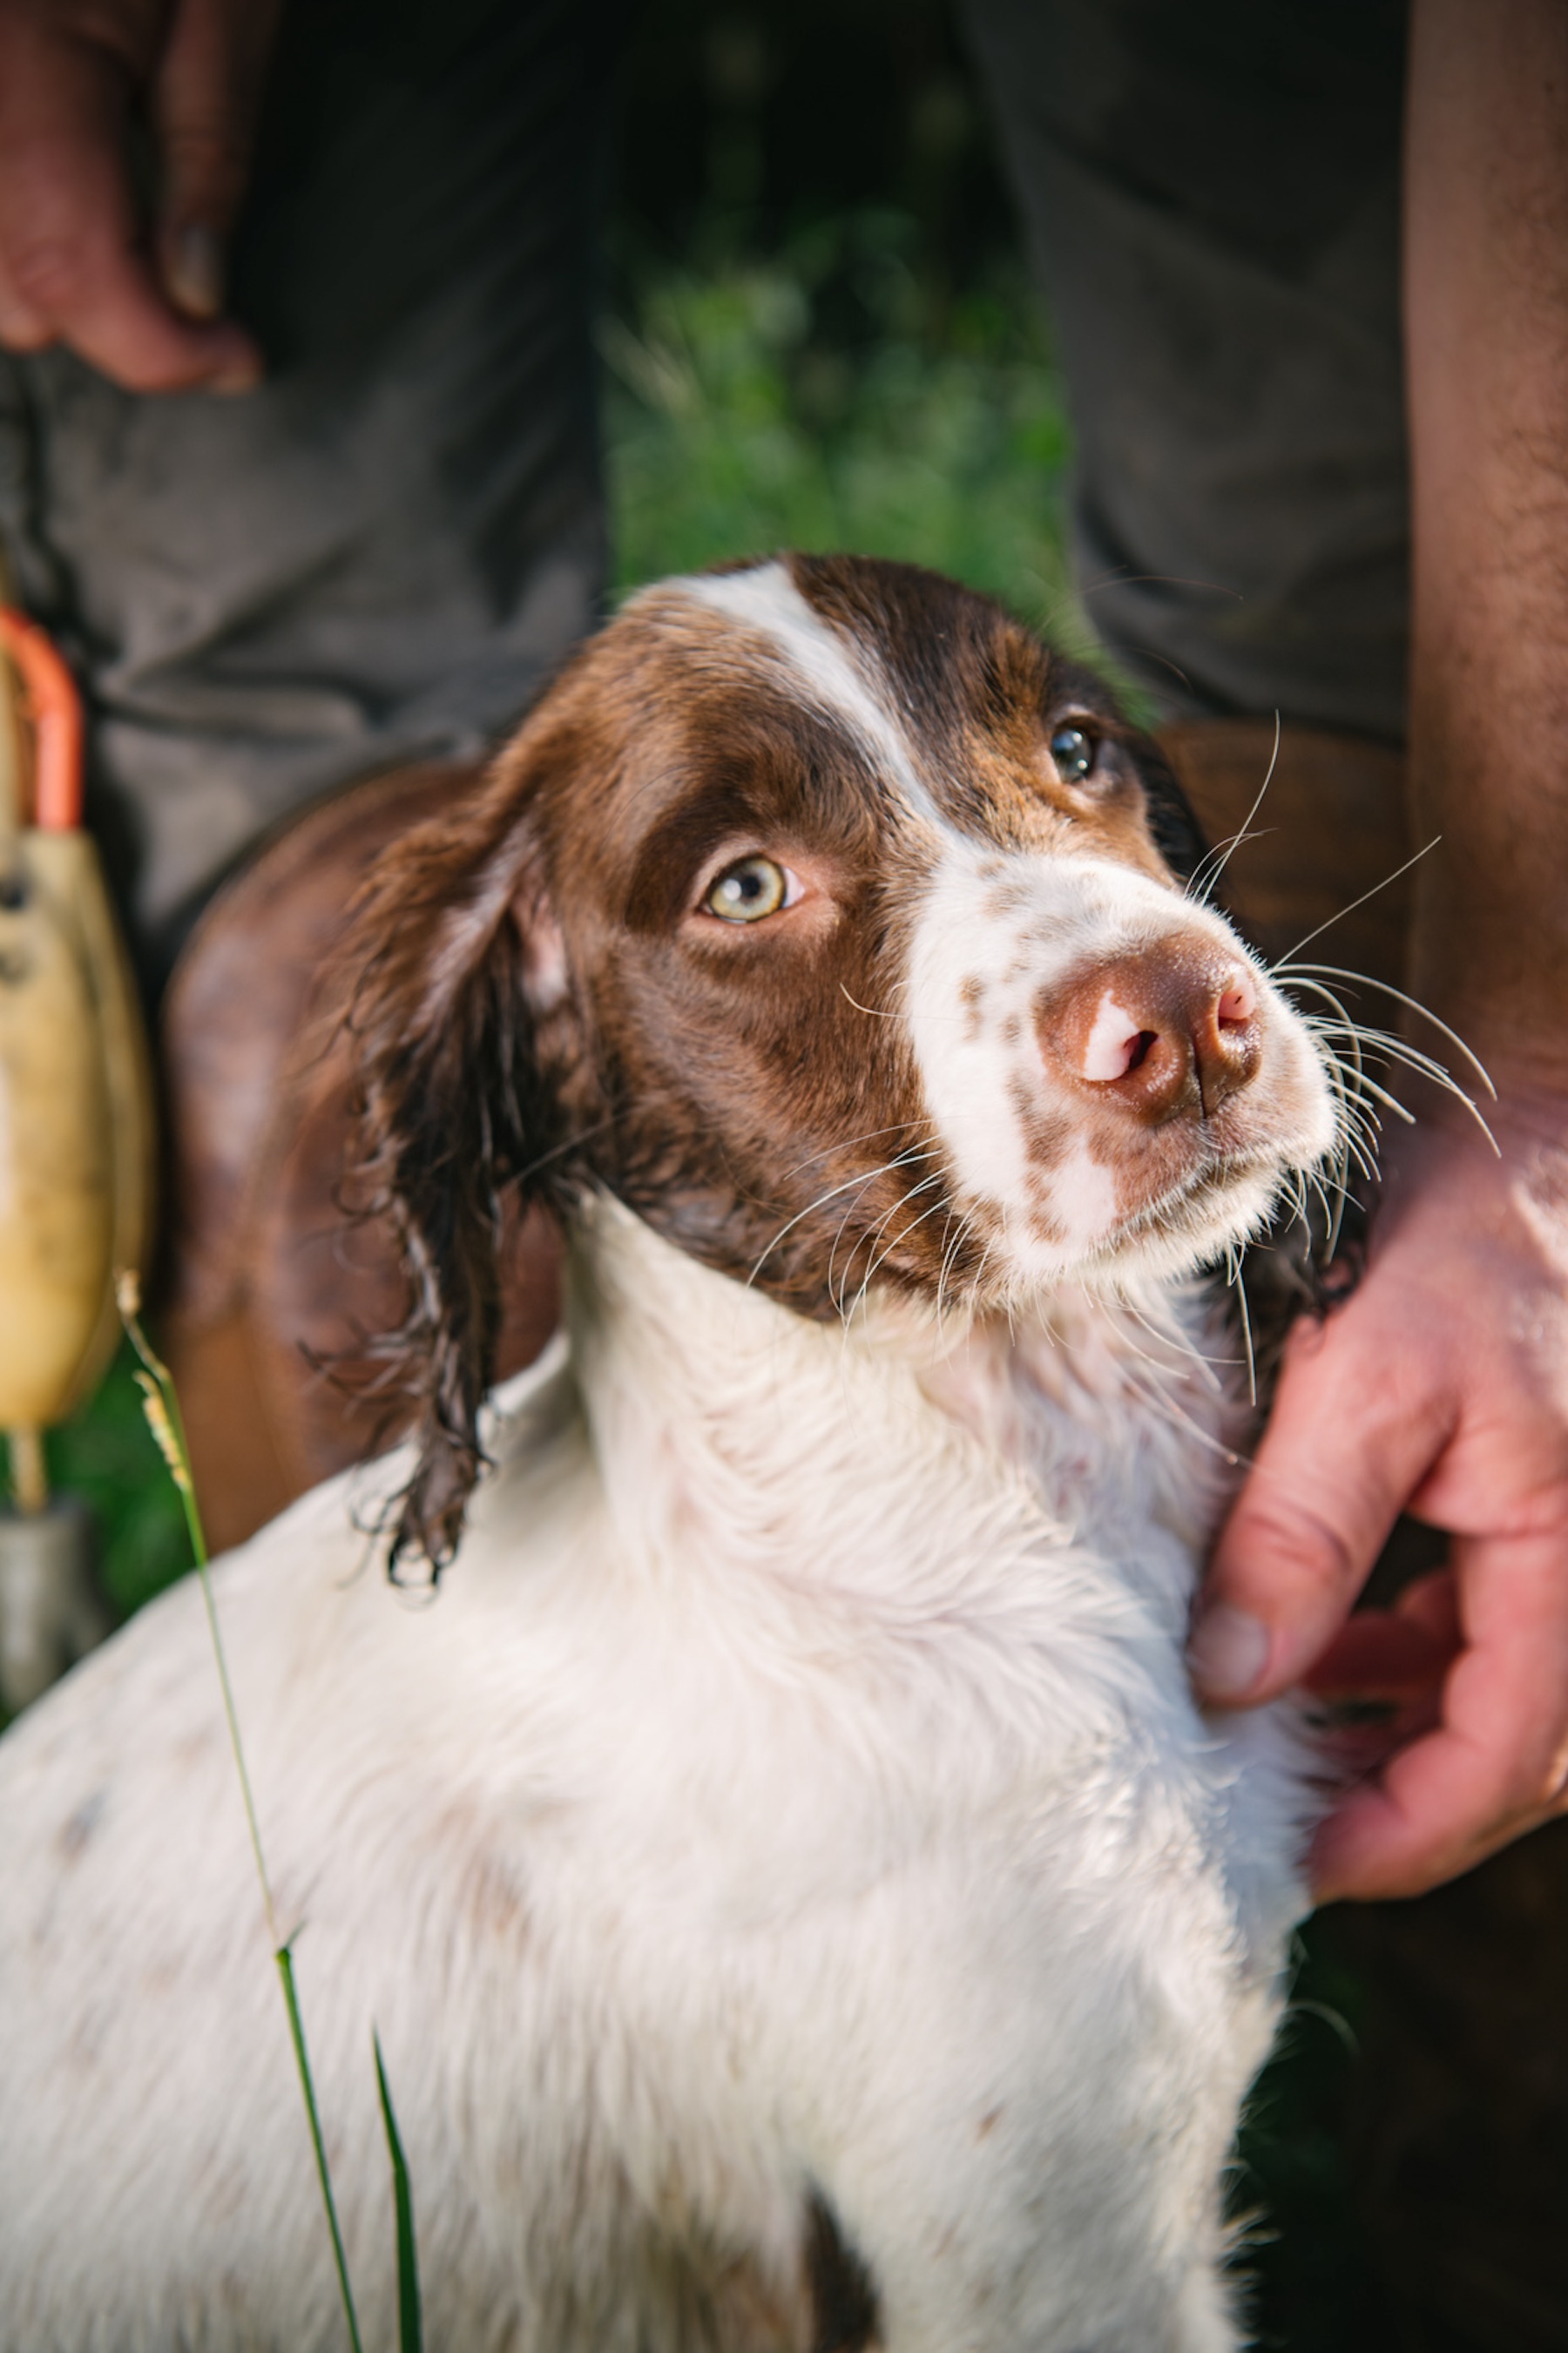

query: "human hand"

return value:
[0, 0, 282, 392]
[1189, 1090, 1568, 1900]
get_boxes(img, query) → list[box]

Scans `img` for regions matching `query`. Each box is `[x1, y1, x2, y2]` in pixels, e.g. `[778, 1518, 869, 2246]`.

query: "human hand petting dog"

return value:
[1193, 0, 1568, 1903]
[0, 0, 280, 390]
[1192, 1108, 1568, 1901]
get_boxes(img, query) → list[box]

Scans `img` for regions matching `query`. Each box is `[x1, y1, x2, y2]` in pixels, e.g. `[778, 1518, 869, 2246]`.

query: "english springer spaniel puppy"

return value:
[0, 558, 1336, 2351]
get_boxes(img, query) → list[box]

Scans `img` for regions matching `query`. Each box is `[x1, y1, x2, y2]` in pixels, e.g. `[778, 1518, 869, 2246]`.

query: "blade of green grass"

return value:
[279, 1944, 366, 2353]
[118, 1275, 365, 2353]
[375, 2032, 424, 2353]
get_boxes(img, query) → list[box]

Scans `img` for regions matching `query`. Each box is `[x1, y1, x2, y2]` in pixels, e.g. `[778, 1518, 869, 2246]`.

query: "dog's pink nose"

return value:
[1042, 950, 1261, 1121]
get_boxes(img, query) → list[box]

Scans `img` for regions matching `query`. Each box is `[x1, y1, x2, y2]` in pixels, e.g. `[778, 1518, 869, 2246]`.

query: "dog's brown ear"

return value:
[341, 785, 558, 1577]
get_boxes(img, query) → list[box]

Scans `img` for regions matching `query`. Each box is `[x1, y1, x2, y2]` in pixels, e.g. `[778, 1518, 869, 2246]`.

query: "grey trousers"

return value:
[0, 0, 617, 981]
[0, 0, 1412, 986]
[960, 0, 1410, 741]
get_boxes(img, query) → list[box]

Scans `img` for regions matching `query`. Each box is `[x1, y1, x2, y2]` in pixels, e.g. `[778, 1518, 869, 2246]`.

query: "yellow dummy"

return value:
[0, 577, 155, 1707]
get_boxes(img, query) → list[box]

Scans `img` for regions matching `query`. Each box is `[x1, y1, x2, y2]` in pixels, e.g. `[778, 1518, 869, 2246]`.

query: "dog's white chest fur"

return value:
[0, 1200, 1308, 2352]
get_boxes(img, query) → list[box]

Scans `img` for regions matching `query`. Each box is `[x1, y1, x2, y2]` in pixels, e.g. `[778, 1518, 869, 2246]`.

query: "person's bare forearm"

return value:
[1191, 0, 1568, 1899]
[1405, 0, 1568, 1078]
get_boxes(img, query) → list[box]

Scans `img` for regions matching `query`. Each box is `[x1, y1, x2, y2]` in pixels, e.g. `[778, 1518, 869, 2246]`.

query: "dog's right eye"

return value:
[1050, 725, 1097, 782]
[705, 856, 790, 923]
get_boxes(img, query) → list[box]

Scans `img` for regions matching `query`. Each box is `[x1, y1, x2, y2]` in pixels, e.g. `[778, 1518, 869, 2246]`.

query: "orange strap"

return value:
[0, 605, 84, 830]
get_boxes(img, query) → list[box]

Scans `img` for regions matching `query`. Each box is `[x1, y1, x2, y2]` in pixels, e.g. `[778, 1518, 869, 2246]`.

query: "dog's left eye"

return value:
[1050, 726, 1097, 782]
[705, 856, 790, 923]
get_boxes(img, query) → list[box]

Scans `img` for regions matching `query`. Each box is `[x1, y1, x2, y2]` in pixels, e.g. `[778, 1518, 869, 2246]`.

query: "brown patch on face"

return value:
[960, 973, 985, 1044]
[491, 599, 985, 1320]
[786, 555, 1203, 885]
[339, 557, 1226, 1566]
[1005, 1075, 1072, 1228]
[342, 578, 1003, 1562]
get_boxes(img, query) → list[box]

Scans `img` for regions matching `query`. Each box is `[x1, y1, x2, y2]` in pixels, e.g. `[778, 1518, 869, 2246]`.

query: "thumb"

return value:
[1188, 1301, 1454, 1705]
[152, 0, 283, 324]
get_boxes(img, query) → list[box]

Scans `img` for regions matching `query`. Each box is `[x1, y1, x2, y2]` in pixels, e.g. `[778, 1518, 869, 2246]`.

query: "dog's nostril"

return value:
[1215, 973, 1257, 1031]
[1046, 953, 1263, 1121]
[1080, 993, 1160, 1083]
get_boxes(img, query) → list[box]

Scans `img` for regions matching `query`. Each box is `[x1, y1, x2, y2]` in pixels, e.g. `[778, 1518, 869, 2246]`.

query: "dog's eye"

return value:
[1050, 726, 1097, 782]
[705, 856, 789, 923]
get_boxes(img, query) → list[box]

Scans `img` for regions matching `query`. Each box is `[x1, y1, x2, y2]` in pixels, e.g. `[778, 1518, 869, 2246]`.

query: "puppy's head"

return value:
[348, 556, 1335, 1565]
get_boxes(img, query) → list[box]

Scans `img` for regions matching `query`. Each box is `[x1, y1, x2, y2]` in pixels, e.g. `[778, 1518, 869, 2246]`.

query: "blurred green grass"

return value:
[21, 204, 1381, 2351]
[605, 213, 1080, 631]
[44, 1341, 188, 1619]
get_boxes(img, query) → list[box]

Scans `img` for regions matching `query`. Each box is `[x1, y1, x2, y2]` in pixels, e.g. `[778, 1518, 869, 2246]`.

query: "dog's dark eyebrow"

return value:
[617, 715, 889, 931]
[622, 779, 780, 927]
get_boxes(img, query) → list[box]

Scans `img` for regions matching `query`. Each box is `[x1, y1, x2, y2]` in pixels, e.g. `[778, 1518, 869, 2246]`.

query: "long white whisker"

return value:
[750, 1146, 938, 1288]
[1294, 999, 1498, 1153]
[831, 1152, 947, 1315]
[1120, 1297, 1234, 1389]
[1190, 712, 1281, 909]
[936, 1207, 981, 1333]
[842, 1171, 948, 1324]
[1087, 1322, 1252, 1472]
[856, 1187, 954, 1315]
[1272, 962, 1496, 1100]
[1227, 1247, 1257, 1411]
[1275, 838, 1440, 967]
[778, 1116, 936, 1187]
[1302, 1011, 1487, 1103]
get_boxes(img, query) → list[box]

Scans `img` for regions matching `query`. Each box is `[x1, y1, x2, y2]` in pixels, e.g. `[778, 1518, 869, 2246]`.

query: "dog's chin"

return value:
[1064, 1154, 1306, 1293]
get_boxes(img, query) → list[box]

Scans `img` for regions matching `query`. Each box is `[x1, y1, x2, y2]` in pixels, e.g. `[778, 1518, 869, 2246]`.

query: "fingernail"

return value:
[1187, 1603, 1271, 1699]
[166, 223, 226, 321]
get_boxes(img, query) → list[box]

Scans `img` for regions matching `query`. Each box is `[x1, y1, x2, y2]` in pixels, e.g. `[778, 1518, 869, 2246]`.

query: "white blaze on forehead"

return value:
[676, 562, 941, 827]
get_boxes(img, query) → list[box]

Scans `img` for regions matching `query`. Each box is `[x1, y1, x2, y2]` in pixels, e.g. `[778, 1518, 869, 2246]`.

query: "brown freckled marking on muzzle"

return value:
[1006, 1070, 1073, 1175]
[1026, 1199, 1068, 1245]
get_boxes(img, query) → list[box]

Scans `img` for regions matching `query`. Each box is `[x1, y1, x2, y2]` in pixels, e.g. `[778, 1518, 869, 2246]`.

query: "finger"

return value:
[153, 0, 284, 321]
[1312, 1528, 1568, 1898]
[1188, 1300, 1455, 1705]
[0, 15, 258, 390]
